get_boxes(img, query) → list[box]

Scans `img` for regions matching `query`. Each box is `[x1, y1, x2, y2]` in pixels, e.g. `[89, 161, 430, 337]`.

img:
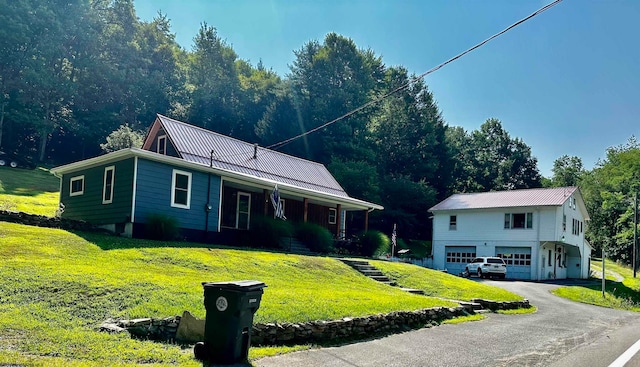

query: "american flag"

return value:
[270, 184, 286, 220]
[391, 223, 397, 256]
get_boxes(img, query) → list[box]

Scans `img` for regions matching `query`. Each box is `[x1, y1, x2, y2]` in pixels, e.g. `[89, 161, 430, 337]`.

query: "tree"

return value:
[100, 124, 144, 152]
[581, 137, 640, 262]
[551, 155, 584, 187]
[447, 119, 541, 192]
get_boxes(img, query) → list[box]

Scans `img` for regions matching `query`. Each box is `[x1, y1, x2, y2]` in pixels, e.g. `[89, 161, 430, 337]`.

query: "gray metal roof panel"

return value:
[157, 115, 348, 197]
[429, 187, 578, 211]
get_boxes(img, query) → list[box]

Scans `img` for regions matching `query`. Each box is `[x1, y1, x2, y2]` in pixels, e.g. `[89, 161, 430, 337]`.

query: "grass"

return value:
[497, 306, 537, 315]
[552, 259, 640, 311]
[372, 260, 524, 302]
[0, 166, 529, 365]
[0, 166, 59, 216]
[442, 314, 485, 324]
[0, 222, 464, 366]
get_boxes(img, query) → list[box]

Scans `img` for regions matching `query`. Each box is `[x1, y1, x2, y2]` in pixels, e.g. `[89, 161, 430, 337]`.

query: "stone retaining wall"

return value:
[0, 210, 101, 232]
[100, 299, 530, 346]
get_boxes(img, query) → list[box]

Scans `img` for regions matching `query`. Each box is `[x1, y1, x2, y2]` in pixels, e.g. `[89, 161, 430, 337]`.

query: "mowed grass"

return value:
[0, 166, 59, 216]
[372, 260, 524, 302]
[0, 222, 461, 366]
[552, 259, 640, 311]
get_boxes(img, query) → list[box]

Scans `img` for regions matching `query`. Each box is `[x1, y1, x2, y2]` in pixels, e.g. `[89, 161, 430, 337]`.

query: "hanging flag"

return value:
[270, 184, 286, 220]
[391, 223, 397, 257]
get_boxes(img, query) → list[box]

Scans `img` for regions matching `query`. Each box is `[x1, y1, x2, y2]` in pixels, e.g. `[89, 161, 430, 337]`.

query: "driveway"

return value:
[254, 279, 639, 367]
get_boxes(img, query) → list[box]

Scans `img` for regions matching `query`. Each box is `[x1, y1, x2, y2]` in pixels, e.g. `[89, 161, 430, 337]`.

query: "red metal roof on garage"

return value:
[429, 187, 578, 211]
[157, 114, 348, 197]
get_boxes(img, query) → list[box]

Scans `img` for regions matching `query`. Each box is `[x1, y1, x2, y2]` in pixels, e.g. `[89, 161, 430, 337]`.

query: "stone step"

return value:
[369, 275, 391, 282]
[340, 259, 370, 267]
[358, 269, 384, 276]
[400, 288, 425, 295]
[459, 301, 483, 311]
[353, 265, 377, 271]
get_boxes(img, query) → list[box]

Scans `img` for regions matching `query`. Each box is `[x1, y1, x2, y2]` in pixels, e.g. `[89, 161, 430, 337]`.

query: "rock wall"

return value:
[0, 210, 101, 232]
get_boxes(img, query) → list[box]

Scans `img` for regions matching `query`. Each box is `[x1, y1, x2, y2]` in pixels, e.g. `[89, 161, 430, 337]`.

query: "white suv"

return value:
[465, 257, 507, 279]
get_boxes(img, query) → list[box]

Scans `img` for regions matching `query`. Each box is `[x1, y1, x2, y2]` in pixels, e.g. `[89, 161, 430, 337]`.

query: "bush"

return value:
[295, 222, 334, 253]
[145, 214, 179, 241]
[249, 215, 294, 248]
[358, 230, 390, 257]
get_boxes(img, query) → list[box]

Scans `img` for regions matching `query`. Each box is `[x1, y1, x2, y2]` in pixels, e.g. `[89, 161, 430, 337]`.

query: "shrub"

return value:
[295, 222, 334, 253]
[249, 215, 294, 248]
[358, 230, 390, 258]
[145, 214, 179, 241]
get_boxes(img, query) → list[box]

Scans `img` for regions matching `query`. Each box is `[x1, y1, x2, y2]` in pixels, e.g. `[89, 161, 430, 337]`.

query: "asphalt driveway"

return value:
[254, 279, 639, 367]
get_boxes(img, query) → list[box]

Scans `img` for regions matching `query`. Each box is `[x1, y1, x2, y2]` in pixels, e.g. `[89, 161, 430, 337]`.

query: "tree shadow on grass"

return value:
[0, 166, 59, 197]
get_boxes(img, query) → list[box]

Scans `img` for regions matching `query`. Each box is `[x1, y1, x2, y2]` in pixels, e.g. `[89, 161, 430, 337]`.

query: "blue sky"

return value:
[134, 0, 640, 177]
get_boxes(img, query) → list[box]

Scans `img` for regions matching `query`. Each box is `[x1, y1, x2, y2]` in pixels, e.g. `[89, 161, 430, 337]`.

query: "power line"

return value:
[266, 0, 564, 151]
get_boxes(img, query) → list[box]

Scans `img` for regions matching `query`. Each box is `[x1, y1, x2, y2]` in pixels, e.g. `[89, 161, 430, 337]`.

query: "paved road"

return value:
[254, 279, 640, 367]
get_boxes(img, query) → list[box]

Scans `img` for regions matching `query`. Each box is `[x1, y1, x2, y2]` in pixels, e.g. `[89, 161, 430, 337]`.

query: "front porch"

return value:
[539, 241, 588, 280]
[219, 180, 373, 239]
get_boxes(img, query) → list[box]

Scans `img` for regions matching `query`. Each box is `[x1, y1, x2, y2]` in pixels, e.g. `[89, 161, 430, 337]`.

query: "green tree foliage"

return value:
[100, 124, 144, 152]
[581, 137, 640, 262]
[551, 155, 584, 187]
[447, 119, 541, 192]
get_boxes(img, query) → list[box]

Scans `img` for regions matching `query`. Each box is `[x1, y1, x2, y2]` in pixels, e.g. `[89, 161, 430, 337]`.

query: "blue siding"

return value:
[134, 158, 221, 231]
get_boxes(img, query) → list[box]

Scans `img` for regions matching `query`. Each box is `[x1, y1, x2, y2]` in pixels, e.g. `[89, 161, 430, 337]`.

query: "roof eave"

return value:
[51, 148, 383, 212]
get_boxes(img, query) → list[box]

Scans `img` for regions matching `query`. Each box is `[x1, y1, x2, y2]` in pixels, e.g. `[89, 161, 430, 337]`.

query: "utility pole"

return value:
[634, 192, 638, 278]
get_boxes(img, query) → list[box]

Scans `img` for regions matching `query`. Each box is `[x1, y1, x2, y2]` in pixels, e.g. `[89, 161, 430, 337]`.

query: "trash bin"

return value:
[194, 280, 266, 365]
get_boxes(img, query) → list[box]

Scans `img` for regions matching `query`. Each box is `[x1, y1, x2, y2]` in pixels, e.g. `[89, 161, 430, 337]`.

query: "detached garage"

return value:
[429, 187, 592, 281]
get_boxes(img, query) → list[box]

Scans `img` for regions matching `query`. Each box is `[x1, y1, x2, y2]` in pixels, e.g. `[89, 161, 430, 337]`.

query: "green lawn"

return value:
[0, 166, 59, 216]
[0, 222, 464, 366]
[0, 167, 528, 366]
[552, 259, 640, 311]
[372, 260, 524, 302]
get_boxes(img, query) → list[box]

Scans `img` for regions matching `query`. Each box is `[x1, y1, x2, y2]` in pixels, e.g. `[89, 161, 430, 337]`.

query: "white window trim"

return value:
[102, 166, 115, 204]
[328, 208, 337, 225]
[69, 175, 85, 197]
[236, 192, 251, 229]
[171, 169, 192, 209]
[157, 135, 167, 155]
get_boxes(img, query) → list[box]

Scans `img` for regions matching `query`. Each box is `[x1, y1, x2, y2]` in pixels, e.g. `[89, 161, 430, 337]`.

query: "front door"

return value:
[236, 192, 251, 229]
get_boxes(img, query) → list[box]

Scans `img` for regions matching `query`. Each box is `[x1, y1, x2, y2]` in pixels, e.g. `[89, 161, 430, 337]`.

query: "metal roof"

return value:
[429, 187, 579, 211]
[157, 114, 349, 197]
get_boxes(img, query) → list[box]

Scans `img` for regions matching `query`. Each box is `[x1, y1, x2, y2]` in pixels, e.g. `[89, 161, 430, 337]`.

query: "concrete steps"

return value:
[280, 237, 314, 255]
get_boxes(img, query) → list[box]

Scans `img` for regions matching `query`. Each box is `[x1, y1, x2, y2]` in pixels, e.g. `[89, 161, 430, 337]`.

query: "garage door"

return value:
[496, 247, 532, 280]
[445, 246, 476, 276]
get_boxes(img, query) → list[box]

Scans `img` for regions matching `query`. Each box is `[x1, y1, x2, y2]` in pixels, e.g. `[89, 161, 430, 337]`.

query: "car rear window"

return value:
[487, 258, 505, 264]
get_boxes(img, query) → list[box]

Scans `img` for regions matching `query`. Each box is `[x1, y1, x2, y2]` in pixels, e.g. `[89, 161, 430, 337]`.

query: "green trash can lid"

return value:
[202, 280, 266, 291]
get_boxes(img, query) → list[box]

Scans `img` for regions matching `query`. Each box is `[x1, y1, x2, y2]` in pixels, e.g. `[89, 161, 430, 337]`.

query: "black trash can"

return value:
[194, 280, 266, 365]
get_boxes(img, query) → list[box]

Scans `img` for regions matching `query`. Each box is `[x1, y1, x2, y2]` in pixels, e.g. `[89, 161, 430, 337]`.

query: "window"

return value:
[446, 251, 476, 264]
[449, 215, 457, 230]
[563, 214, 567, 231]
[102, 166, 115, 204]
[171, 170, 192, 209]
[236, 192, 251, 229]
[328, 208, 337, 224]
[504, 213, 533, 229]
[548, 249, 552, 266]
[157, 135, 167, 155]
[497, 253, 531, 266]
[70, 175, 85, 196]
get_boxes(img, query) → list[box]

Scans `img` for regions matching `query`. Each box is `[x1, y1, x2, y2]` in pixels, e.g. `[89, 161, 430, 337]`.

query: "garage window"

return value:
[497, 253, 531, 266]
[446, 251, 475, 264]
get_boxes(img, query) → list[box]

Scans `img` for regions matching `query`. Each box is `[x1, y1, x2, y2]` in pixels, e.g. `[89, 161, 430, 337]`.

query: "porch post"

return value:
[303, 198, 308, 223]
[336, 204, 342, 238]
[364, 209, 369, 232]
[263, 189, 269, 216]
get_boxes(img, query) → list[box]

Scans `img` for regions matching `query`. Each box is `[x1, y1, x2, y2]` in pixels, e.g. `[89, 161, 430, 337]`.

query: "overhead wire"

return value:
[265, 0, 564, 151]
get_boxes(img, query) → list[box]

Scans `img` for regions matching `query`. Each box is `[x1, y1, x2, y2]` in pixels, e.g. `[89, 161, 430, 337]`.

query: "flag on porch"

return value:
[391, 223, 397, 257]
[270, 184, 286, 220]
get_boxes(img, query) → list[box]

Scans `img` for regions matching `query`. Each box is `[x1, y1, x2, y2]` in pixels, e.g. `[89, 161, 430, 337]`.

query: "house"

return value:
[50, 114, 383, 243]
[429, 187, 591, 280]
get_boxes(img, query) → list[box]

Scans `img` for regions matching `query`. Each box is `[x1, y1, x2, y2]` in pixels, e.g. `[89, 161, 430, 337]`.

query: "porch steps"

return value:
[280, 237, 315, 256]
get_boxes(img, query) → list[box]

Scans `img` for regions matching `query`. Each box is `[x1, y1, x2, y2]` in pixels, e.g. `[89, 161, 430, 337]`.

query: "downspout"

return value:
[204, 150, 214, 241]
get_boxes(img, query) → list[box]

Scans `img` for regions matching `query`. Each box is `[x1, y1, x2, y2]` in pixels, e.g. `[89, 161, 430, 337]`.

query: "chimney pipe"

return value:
[253, 143, 258, 159]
